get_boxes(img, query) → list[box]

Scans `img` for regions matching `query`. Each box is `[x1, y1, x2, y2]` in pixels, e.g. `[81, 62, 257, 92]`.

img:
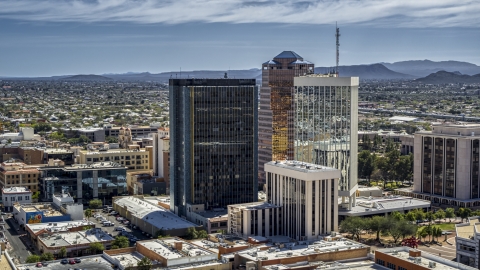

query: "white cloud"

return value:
[0, 0, 479, 27]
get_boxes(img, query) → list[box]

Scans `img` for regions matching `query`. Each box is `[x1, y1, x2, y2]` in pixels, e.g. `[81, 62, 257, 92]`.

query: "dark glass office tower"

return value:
[258, 51, 314, 184]
[169, 79, 258, 217]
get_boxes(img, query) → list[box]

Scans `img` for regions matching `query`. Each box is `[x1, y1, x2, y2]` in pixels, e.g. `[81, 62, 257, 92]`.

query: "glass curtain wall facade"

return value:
[39, 166, 127, 202]
[170, 79, 258, 217]
[293, 76, 358, 208]
[258, 51, 314, 184]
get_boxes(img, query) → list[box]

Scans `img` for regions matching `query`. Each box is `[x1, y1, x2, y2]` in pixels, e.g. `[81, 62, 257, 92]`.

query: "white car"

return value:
[116, 217, 124, 221]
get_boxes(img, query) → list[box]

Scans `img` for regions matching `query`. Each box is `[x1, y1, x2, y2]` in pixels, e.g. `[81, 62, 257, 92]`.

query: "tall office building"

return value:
[398, 123, 480, 208]
[169, 79, 258, 218]
[293, 75, 359, 209]
[258, 51, 314, 184]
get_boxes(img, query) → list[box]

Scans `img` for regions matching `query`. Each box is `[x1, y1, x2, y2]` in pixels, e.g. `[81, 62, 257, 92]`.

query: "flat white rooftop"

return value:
[377, 248, 476, 270]
[138, 238, 215, 260]
[2, 187, 31, 194]
[39, 228, 114, 247]
[265, 160, 341, 181]
[111, 252, 144, 268]
[339, 196, 430, 216]
[26, 220, 94, 234]
[114, 197, 197, 230]
[239, 238, 366, 261]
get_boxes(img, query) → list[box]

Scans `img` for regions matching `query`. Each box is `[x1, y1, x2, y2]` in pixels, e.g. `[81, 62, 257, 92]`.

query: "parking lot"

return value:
[17, 255, 114, 270]
[91, 209, 152, 245]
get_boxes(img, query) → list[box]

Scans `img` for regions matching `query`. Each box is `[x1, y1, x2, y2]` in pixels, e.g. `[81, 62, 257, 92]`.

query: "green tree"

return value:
[33, 122, 52, 133]
[457, 208, 472, 222]
[112, 236, 129, 248]
[425, 212, 435, 224]
[361, 134, 371, 151]
[390, 211, 405, 221]
[395, 154, 413, 183]
[84, 209, 93, 220]
[49, 131, 66, 141]
[445, 208, 456, 222]
[106, 136, 119, 143]
[417, 227, 428, 242]
[89, 242, 105, 254]
[78, 135, 92, 143]
[196, 230, 208, 239]
[339, 216, 367, 241]
[368, 216, 386, 241]
[373, 134, 382, 151]
[40, 252, 54, 261]
[32, 191, 40, 200]
[137, 257, 153, 270]
[385, 137, 397, 153]
[358, 150, 376, 183]
[435, 209, 446, 222]
[25, 255, 41, 263]
[59, 247, 67, 258]
[424, 225, 433, 242]
[432, 226, 443, 243]
[89, 199, 102, 209]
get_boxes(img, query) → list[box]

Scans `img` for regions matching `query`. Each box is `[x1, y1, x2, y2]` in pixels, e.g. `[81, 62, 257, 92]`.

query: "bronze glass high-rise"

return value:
[258, 51, 314, 184]
[169, 79, 258, 218]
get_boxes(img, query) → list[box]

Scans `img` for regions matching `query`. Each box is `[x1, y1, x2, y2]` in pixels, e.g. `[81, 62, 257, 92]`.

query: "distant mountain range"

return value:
[315, 64, 414, 80]
[381, 60, 480, 77]
[2, 60, 480, 83]
[103, 69, 262, 82]
[62, 74, 113, 81]
[413, 71, 480, 84]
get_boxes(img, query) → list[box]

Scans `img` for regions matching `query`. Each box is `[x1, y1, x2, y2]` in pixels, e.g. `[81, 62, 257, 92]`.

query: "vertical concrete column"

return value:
[326, 179, 331, 233]
[258, 209, 262, 236]
[93, 170, 98, 198]
[77, 171, 83, 204]
[264, 208, 270, 237]
[306, 180, 312, 239]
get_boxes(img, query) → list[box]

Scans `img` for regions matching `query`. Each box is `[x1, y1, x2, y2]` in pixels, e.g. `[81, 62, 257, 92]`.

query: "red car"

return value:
[36, 262, 43, 267]
[69, 259, 76, 264]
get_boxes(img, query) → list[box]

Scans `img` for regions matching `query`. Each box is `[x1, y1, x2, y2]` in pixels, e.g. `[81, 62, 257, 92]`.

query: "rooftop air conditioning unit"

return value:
[429, 262, 436, 268]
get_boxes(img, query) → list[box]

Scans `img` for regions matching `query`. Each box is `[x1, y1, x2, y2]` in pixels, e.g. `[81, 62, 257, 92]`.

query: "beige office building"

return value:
[78, 148, 150, 171]
[409, 124, 480, 207]
[265, 161, 341, 240]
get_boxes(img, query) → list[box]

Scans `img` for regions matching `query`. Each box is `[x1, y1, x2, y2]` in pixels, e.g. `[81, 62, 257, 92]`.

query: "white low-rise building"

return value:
[2, 186, 32, 211]
[264, 160, 341, 240]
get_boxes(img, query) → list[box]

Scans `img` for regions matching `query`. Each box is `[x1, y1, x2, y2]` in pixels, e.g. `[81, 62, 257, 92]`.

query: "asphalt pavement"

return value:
[4, 216, 31, 264]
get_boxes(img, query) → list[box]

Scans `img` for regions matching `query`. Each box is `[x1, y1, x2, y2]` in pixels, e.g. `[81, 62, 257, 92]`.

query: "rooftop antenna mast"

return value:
[335, 22, 340, 76]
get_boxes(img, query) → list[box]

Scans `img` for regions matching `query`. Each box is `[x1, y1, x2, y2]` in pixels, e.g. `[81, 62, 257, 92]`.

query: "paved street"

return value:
[416, 235, 457, 261]
[4, 216, 32, 264]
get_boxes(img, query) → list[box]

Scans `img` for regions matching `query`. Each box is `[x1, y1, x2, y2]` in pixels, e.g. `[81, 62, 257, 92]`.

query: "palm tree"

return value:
[84, 209, 93, 220]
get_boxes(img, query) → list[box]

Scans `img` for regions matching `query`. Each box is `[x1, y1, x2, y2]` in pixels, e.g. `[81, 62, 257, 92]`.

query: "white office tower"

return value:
[293, 75, 359, 209]
[265, 161, 341, 240]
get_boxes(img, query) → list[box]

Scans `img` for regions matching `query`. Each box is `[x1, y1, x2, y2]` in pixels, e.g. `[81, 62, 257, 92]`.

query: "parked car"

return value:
[123, 220, 130, 225]
[74, 258, 81, 263]
[61, 259, 68, 264]
[108, 211, 118, 216]
[116, 217, 124, 221]
[69, 259, 76, 264]
[36, 262, 43, 267]
[115, 226, 126, 231]
[103, 221, 114, 226]
[41, 262, 48, 266]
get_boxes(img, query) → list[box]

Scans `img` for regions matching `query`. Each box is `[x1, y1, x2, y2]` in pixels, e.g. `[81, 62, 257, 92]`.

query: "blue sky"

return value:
[1, 0, 479, 77]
